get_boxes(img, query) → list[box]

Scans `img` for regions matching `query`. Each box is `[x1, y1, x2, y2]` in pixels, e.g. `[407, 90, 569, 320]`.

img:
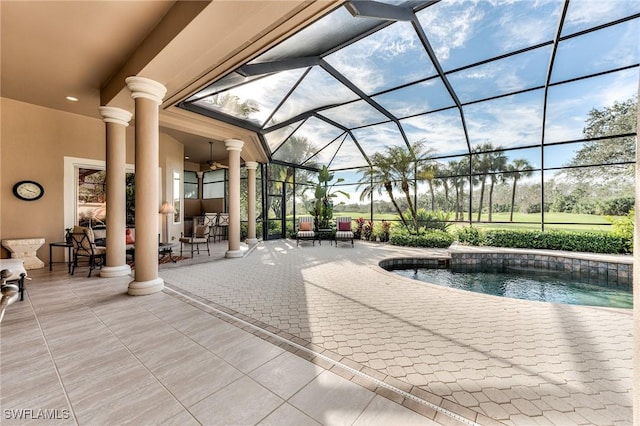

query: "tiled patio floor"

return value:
[0, 240, 633, 425]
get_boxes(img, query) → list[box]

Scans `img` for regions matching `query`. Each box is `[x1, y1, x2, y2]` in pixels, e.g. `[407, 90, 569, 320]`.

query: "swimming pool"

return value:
[390, 266, 633, 309]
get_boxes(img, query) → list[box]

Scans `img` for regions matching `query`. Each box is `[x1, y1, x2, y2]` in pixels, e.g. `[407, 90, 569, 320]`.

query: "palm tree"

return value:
[388, 141, 433, 231]
[388, 145, 418, 230]
[487, 149, 507, 222]
[448, 158, 471, 221]
[417, 159, 439, 211]
[473, 143, 494, 221]
[358, 153, 410, 229]
[507, 159, 534, 222]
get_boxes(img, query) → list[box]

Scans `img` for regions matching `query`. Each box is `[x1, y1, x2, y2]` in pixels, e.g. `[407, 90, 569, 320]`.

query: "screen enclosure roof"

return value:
[178, 0, 640, 171]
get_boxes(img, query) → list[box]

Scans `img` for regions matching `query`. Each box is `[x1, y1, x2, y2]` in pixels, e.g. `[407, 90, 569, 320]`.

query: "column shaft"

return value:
[126, 76, 166, 295]
[99, 106, 132, 278]
[225, 139, 244, 258]
[245, 162, 259, 245]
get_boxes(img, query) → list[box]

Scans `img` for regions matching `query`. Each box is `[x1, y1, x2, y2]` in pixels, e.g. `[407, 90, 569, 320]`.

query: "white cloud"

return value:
[465, 95, 544, 148]
[418, 2, 484, 63]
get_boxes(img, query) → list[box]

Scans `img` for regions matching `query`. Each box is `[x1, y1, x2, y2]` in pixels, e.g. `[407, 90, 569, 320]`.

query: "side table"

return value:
[49, 242, 73, 273]
[159, 243, 177, 263]
[2, 238, 45, 270]
[317, 228, 333, 246]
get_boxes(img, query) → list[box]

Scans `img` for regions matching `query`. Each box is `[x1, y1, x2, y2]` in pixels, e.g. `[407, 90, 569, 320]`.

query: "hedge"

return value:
[457, 228, 630, 254]
[389, 229, 454, 248]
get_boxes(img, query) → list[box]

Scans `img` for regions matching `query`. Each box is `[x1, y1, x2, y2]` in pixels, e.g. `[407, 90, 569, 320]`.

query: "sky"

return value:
[188, 0, 639, 203]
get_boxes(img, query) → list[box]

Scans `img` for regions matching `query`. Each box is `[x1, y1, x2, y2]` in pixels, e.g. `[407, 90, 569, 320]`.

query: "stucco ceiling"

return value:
[0, 0, 341, 164]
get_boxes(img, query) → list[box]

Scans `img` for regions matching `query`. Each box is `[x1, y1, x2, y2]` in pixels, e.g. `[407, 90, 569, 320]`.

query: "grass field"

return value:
[332, 211, 618, 232]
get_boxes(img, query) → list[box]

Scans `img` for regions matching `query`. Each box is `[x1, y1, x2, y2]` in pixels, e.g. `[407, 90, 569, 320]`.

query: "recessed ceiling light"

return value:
[184, 156, 190, 160]
[66, 96, 79, 102]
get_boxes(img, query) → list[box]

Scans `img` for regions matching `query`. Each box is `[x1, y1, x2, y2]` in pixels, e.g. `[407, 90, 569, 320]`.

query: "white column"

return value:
[245, 161, 259, 245]
[196, 171, 204, 199]
[125, 76, 166, 296]
[99, 106, 133, 278]
[225, 139, 244, 258]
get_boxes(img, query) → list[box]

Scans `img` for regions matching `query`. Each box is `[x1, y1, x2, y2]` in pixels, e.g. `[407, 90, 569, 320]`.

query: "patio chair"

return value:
[204, 212, 218, 242]
[179, 216, 211, 258]
[70, 226, 106, 277]
[296, 216, 316, 246]
[335, 217, 354, 247]
[213, 213, 229, 243]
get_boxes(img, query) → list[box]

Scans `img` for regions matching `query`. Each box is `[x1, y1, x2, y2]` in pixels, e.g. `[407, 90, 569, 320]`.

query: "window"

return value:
[173, 171, 181, 223]
[184, 171, 198, 199]
[203, 169, 225, 199]
[77, 168, 106, 227]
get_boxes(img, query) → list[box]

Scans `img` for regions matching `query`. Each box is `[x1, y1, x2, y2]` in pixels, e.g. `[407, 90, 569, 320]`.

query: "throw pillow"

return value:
[338, 221, 351, 231]
[195, 225, 209, 238]
[125, 228, 135, 244]
[299, 221, 312, 231]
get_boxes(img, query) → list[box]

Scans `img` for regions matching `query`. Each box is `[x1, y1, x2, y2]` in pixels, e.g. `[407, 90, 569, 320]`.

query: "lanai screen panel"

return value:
[317, 100, 389, 129]
[178, 0, 638, 174]
[464, 89, 545, 150]
[416, 0, 562, 72]
[324, 20, 437, 95]
[447, 46, 551, 104]
[545, 69, 639, 144]
[400, 110, 468, 157]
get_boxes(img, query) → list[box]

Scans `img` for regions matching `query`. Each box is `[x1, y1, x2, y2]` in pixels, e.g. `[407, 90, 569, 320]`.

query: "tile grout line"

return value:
[164, 285, 480, 426]
[59, 282, 202, 425]
[23, 292, 80, 426]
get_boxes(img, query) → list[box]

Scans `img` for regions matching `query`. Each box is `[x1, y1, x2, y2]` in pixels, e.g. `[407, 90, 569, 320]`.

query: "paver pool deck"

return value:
[1, 240, 633, 425]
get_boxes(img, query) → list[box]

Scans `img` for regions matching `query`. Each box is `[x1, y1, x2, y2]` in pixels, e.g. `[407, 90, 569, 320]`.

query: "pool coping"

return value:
[379, 244, 633, 289]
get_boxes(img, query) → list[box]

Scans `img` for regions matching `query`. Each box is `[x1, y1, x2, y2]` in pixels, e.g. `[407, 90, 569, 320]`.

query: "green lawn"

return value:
[334, 211, 618, 232]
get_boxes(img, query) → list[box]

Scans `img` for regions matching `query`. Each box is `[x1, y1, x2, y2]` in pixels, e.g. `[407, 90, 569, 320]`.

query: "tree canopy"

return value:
[563, 96, 637, 184]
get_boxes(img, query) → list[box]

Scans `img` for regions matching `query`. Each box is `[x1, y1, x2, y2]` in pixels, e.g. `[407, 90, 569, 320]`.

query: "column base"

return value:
[225, 249, 245, 258]
[127, 277, 164, 296]
[100, 265, 132, 278]
[245, 238, 259, 245]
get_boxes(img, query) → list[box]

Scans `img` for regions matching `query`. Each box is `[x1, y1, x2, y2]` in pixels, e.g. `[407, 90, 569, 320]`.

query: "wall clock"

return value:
[13, 180, 44, 201]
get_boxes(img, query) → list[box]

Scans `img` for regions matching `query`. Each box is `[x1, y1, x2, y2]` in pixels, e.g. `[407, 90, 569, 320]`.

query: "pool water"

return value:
[391, 266, 632, 309]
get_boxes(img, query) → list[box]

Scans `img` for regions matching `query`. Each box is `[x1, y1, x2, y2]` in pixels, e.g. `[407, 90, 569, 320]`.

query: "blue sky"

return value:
[190, 0, 639, 202]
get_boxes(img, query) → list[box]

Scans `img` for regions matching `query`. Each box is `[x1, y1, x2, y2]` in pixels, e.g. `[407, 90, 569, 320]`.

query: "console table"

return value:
[2, 238, 45, 270]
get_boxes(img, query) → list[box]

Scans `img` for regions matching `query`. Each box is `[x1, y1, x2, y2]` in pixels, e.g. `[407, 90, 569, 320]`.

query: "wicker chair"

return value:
[296, 216, 316, 246]
[335, 217, 354, 247]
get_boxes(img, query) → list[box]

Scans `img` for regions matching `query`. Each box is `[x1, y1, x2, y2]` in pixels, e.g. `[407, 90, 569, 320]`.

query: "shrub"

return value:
[598, 197, 635, 216]
[482, 229, 630, 254]
[456, 227, 486, 246]
[354, 217, 365, 239]
[608, 209, 634, 252]
[390, 228, 454, 248]
[416, 209, 452, 231]
[362, 220, 374, 241]
[373, 220, 392, 242]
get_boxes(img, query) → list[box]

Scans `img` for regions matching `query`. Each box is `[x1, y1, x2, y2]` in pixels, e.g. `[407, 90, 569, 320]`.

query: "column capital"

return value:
[196, 171, 204, 179]
[125, 76, 167, 104]
[224, 139, 244, 152]
[244, 161, 259, 170]
[99, 106, 132, 126]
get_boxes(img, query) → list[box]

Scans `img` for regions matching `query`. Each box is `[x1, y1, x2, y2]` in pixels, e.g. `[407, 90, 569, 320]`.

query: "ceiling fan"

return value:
[206, 141, 228, 170]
